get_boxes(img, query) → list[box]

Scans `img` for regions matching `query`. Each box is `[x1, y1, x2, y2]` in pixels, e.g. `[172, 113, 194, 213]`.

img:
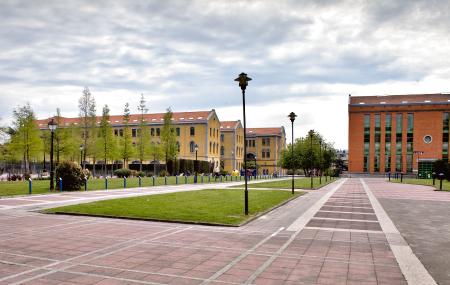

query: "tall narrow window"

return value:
[176, 127, 180, 136]
[374, 114, 381, 172]
[395, 113, 403, 172]
[406, 113, 414, 172]
[190, 127, 195, 136]
[443, 113, 449, 160]
[190, 141, 195, 153]
[363, 114, 370, 172]
[385, 114, 392, 172]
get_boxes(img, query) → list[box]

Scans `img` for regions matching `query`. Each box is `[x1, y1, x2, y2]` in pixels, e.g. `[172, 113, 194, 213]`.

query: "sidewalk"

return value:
[0, 178, 440, 284]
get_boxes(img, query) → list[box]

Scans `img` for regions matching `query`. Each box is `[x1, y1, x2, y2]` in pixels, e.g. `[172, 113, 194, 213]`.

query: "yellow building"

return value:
[219, 121, 244, 173]
[37, 109, 222, 168]
[246, 127, 286, 175]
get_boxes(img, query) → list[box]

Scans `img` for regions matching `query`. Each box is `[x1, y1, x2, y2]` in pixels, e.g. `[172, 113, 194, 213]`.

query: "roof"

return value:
[36, 110, 215, 128]
[220, 121, 242, 131]
[246, 127, 285, 137]
[349, 93, 450, 105]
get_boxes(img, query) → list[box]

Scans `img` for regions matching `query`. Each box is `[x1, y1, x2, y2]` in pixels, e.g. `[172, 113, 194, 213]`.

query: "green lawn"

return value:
[390, 178, 450, 191]
[234, 177, 337, 189]
[44, 189, 303, 225]
[0, 175, 246, 197]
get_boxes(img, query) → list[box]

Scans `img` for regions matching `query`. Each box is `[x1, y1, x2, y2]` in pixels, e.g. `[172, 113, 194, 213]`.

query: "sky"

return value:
[1, 0, 449, 149]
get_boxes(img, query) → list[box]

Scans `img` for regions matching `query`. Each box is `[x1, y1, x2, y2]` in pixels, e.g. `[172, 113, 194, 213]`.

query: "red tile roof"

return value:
[220, 121, 241, 130]
[246, 127, 284, 137]
[36, 110, 214, 128]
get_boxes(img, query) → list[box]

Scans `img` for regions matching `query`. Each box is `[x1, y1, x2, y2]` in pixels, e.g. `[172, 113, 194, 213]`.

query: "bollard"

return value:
[124, 177, 127, 188]
[105, 177, 108, 190]
[84, 176, 87, 191]
[185, 176, 187, 184]
[138, 176, 142, 187]
[59, 177, 63, 192]
[28, 178, 32, 195]
[208, 174, 211, 183]
[201, 175, 204, 183]
[225, 175, 228, 182]
[153, 176, 155, 186]
[194, 175, 197, 184]
[165, 176, 167, 185]
[440, 178, 443, 190]
[388, 172, 391, 181]
[220, 175, 223, 182]
[433, 172, 436, 185]
[400, 173, 403, 183]
[176, 176, 178, 185]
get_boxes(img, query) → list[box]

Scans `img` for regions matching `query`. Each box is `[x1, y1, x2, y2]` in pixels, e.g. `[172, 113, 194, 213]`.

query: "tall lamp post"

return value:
[79, 145, 84, 167]
[48, 119, 58, 191]
[319, 138, 322, 184]
[235, 72, 252, 215]
[288, 112, 297, 194]
[309, 129, 314, 189]
[194, 144, 198, 183]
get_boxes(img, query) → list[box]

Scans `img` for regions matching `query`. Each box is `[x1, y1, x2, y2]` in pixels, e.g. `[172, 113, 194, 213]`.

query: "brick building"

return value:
[348, 93, 450, 176]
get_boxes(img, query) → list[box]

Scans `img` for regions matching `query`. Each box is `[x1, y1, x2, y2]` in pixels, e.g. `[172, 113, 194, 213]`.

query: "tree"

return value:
[119, 103, 134, 168]
[98, 105, 117, 177]
[160, 108, 178, 173]
[8, 104, 43, 175]
[136, 94, 150, 171]
[78, 87, 96, 169]
[149, 142, 164, 175]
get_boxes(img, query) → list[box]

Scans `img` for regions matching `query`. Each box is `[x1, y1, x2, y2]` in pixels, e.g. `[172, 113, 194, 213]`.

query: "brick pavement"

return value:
[0, 179, 425, 284]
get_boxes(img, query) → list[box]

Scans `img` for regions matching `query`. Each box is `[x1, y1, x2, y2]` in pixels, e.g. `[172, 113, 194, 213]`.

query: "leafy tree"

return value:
[78, 87, 96, 169]
[136, 94, 150, 171]
[160, 108, 178, 173]
[119, 103, 134, 168]
[98, 105, 117, 177]
[8, 104, 43, 174]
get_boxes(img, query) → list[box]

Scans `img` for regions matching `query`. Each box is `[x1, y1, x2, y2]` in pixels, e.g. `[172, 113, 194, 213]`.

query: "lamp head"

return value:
[234, 72, 252, 91]
[288, 112, 297, 123]
[48, 118, 57, 132]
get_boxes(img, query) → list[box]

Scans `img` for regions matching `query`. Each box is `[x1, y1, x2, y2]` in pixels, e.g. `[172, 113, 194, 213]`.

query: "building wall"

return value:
[220, 126, 244, 173]
[206, 114, 221, 168]
[246, 134, 285, 174]
[349, 98, 450, 173]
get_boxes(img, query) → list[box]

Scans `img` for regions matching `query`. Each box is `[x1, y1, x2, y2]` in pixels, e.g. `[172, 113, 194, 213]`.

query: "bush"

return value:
[137, 171, 146, 177]
[159, 170, 168, 177]
[55, 161, 84, 191]
[114, 168, 132, 178]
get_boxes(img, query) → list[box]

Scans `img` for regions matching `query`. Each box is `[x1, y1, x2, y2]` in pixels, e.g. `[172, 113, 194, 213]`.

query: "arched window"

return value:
[213, 142, 216, 154]
[220, 146, 224, 155]
[190, 141, 195, 152]
[190, 127, 195, 136]
[209, 142, 212, 153]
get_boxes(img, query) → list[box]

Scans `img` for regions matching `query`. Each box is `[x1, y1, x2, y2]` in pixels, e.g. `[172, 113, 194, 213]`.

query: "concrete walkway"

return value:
[0, 178, 445, 284]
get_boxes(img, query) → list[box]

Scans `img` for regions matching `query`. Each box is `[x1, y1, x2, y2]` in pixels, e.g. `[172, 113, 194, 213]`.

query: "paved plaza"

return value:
[0, 178, 448, 284]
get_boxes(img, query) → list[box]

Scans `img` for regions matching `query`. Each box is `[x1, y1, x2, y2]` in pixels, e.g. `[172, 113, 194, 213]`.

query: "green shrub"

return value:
[137, 171, 146, 177]
[159, 170, 168, 177]
[55, 161, 84, 191]
[114, 168, 132, 178]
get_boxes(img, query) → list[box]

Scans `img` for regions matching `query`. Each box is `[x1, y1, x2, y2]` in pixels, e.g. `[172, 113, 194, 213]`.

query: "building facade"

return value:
[348, 94, 450, 176]
[246, 127, 286, 175]
[219, 121, 244, 173]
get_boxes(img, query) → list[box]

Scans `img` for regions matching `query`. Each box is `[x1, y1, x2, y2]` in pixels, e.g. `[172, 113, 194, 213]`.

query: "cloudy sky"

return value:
[1, 0, 449, 149]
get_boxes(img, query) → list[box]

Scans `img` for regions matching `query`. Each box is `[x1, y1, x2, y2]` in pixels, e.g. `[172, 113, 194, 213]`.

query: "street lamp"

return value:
[235, 72, 252, 215]
[79, 145, 84, 168]
[48, 118, 58, 191]
[319, 138, 322, 185]
[288, 112, 297, 195]
[309, 129, 314, 189]
[194, 144, 198, 183]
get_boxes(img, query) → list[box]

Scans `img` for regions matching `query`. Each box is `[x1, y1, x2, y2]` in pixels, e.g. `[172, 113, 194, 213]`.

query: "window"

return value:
[114, 129, 118, 136]
[262, 138, 270, 146]
[406, 113, 414, 172]
[190, 141, 195, 153]
[395, 113, 403, 172]
[156, 128, 160, 136]
[363, 114, 370, 172]
[216, 129, 219, 137]
[443, 113, 449, 160]
[385, 114, 392, 172]
[209, 128, 212, 136]
[374, 114, 380, 172]
[119, 129, 123, 137]
[176, 141, 180, 152]
[151, 128, 155, 136]
[176, 127, 180, 136]
[220, 146, 224, 155]
[132, 128, 137, 138]
[190, 126, 195, 136]
[220, 134, 224, 142]
[209, 142, 212, 153]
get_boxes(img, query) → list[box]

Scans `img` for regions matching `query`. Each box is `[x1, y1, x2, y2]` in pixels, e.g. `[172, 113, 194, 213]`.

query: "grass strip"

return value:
[390, 178, 450, 191]
[44, 189, 304, 226]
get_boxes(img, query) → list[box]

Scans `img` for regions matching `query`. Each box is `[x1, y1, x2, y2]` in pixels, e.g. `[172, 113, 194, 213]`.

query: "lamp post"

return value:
[80, 145, 84, 168]
[324, 144, 328, 181]
[288, 112, 297, 195]
[319, 138, 322, 185]
[413, 150, 424, 178]
[235, 72, 252, 215]
[309, 129, 314, 189]
[194, 144, 198, 183]
[48, 118, 58, 191]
